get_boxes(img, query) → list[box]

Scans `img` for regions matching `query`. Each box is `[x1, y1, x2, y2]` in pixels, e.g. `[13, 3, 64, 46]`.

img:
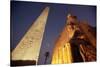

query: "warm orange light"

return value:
[51, 43, 72, 64]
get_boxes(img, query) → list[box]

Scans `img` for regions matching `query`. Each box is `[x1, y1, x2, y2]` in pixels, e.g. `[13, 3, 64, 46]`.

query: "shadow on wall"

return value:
[11, 60, 36, 66]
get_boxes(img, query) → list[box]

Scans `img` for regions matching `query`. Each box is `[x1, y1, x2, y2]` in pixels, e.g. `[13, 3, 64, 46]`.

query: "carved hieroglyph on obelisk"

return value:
[11, 7, 50, 63]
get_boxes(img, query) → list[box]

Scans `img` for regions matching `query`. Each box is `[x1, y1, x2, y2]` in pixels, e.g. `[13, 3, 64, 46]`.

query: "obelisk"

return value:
[11, 7, 50, 64]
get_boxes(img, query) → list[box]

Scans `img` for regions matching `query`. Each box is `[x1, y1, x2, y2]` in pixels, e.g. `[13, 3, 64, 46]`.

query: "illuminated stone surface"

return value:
[51, 14, 96, 64]
[51, 14, 76, 64]
[11, 7, 50, 63]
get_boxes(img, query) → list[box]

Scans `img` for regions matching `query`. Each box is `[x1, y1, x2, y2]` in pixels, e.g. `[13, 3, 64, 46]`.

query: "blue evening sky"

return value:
[11, 1, 96, 64]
